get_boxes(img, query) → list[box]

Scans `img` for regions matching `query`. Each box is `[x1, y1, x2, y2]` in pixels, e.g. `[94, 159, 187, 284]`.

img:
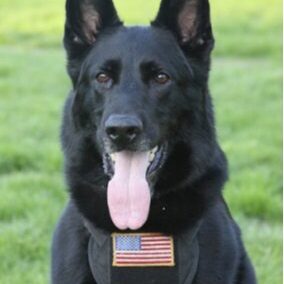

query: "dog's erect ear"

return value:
[65, 0, 121, 45]
[152, 0, 214, 56]
[64, 0, 122, 84]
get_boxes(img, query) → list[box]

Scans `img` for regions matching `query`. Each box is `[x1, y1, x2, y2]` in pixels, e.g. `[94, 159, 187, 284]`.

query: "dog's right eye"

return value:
[96, 72, 111, 84]
[154, 72, 170, 85]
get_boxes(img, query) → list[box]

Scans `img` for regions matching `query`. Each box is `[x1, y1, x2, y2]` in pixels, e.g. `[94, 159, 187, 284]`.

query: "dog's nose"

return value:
[105, 115, 143, 145]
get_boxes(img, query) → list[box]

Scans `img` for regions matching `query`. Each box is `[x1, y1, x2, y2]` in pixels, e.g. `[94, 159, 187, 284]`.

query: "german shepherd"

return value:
[51, 0, 257, 283]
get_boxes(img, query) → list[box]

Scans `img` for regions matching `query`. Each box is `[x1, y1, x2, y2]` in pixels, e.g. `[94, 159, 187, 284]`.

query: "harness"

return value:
[84, 220, 202, 284]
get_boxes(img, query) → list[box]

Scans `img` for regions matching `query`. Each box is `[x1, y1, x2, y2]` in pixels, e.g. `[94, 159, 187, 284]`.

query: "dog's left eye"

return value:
[96, 72, 111, 84]
[154, 73, 170, 85]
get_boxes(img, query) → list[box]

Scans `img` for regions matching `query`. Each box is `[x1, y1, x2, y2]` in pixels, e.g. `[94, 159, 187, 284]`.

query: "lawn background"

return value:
[0, 0, 282, 283]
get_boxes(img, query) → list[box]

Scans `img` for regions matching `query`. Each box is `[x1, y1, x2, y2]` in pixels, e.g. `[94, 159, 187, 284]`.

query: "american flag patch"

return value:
[112, 233, 175, 267]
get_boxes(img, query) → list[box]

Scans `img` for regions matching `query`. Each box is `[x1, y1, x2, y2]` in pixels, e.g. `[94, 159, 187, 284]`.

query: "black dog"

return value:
[51, 0, 257, 283]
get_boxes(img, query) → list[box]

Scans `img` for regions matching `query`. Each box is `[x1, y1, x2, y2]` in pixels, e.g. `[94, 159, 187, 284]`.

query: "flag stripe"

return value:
[116, 252, 171, 256]
[117, 255, 171, 259]
[141, 244, 171, 247]
[114, 260, 172, 264]
[142, 238, 171, 241]
[141, 241, 170, 245]
[141, 246, 171, 250]
[117, 259, 171, 264]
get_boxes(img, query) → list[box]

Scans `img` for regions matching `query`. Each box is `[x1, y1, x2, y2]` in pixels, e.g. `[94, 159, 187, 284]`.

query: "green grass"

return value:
[212, 58, 282, 221]
[0, 0, 282, 283]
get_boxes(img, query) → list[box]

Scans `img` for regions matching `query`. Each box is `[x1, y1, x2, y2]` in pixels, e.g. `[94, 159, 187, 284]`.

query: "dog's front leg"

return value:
[51, 202, 97, 284]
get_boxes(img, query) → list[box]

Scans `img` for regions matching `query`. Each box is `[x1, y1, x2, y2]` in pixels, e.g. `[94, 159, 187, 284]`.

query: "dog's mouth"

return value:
[103, 145, 167, 230]
[103, 145, 167, 178]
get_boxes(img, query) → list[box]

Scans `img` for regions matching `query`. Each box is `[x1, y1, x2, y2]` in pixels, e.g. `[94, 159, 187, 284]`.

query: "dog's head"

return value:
[64, 0, 216, 230]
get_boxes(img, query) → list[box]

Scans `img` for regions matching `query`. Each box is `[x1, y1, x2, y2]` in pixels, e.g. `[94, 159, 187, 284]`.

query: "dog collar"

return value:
[84, 219, 202, 284]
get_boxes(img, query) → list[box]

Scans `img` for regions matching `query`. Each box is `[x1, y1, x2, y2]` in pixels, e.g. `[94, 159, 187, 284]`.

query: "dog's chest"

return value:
[86, 221, 200, 284]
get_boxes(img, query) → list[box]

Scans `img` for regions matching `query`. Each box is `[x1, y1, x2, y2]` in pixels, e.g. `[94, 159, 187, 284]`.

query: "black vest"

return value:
[85, 220, 201, 284]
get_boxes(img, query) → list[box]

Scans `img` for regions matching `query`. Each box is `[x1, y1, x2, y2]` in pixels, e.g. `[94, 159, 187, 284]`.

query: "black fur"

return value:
[52, 0, 257, 283]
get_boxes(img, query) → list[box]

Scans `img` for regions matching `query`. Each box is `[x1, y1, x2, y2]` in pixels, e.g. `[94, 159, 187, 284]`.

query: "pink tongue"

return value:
[107, 151, 151, 230]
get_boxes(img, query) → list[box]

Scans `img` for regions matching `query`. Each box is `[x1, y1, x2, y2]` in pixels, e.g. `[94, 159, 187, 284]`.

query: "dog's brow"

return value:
[140, 60, 164, 72]
[99, 59, 121, 70]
